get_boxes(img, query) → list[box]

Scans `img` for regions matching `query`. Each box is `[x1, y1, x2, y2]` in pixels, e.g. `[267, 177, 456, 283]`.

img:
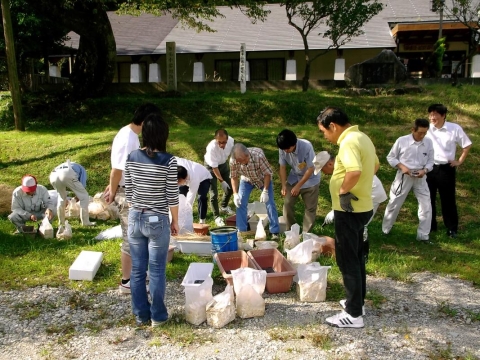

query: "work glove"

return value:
[260, 189, 269, 203]
[322, 210, 335, 226]
[233, 194, 241, 208]
[221, 181, 231, 192]
[339, 192, 358, 212]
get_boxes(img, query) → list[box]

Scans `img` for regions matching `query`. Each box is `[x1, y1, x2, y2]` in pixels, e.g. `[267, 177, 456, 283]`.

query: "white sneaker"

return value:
[220, 206, 235, 215]
[340, 299, 366, 316]
[119, 280, 131, 294]
[325, 310, 364, 328]
[215, 217, 225, 227]
[199, 219, 206, 224]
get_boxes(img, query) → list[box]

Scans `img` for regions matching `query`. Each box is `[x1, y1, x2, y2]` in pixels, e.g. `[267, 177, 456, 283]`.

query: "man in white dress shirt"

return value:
[382, 118, 434, 241]
[176, 157, 212, 224]
[204, 129, 235, 226]
[425, 104, 472, 238]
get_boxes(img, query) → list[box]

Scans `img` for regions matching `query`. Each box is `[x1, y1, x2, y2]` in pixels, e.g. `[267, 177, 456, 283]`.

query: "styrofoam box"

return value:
[69, 250, 103, 281]
[176, 240, 212, 256]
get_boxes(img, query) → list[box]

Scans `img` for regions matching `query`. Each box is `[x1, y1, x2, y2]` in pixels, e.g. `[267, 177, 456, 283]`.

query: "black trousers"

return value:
[426, 164, 458, 232]
[334, 210, 372, 318]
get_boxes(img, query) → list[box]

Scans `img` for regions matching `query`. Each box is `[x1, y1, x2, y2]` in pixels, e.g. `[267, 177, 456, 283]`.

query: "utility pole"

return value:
[438, 0, 445, 39]
[1, 0, 24, 131]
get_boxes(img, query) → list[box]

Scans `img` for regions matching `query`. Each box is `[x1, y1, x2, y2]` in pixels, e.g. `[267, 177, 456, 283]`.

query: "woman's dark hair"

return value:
[132, 103, 161, 126]
[316, 107, 350, 129]
[142, 113, 169, 156]
[276, 129, 297, 150]
[177, 166, 188, 180]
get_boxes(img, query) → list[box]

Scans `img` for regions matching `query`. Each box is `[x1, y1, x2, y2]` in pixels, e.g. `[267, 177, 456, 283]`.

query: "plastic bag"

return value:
[236, 284, 265, 318]
[57, 220, 73, 240]
[285, 239, 315, 266]
[296, 263, 331, 302]
[66, 198, 80, 218]
[39, 216, 54, 239]
[206, 284, 236, 328]
[284, 223, 301, 250]
[254, 240, 279, 250]
[254, 218, 267, 240]
[303, 233, 327, 262]
[172, 195, 194, 235]
[88, 193, 111, 220]
[231, 267, 267, 296]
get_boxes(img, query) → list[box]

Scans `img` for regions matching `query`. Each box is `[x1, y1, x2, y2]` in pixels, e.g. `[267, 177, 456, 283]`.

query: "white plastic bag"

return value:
[88, 193, 111, 220]
[39, 216, 54, 239]
[57, 220, 73, 240]
[285, 239, 315, 266]
[254, 218, 267, 240]
[236, 284, 265, 318]
[254, 240, 279, 250]
[173, 195, 194, 235]
[296, 263, 331, 302]
[231, 267, 267, 296]
[66, 198, 80, 218]
[206, 284, 236, 328]
[284, 223, 301, 250]
[302, 233, 327, 262]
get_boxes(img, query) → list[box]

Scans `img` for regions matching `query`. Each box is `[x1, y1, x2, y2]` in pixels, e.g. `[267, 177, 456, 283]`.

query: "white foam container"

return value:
[69, 250, 103, 281]
[176, 239, 212, 256]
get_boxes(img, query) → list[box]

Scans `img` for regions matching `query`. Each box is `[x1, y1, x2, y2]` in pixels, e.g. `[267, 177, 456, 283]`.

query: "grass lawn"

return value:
[0, 84, 479, 297]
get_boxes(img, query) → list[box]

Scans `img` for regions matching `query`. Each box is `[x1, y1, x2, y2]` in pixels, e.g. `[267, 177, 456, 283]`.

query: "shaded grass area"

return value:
[0, 84, 479, 295]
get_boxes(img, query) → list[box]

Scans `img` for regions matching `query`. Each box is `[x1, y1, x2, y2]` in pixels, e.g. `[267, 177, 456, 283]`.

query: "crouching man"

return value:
[9, 175, 54, 233]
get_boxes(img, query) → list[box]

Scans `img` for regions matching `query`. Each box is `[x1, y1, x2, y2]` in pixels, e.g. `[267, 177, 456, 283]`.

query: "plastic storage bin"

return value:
[247, 248, 296, 294]
[181, 263, 214, 325]
[214, 250, 260, 286]
[176, 239, 212, 256]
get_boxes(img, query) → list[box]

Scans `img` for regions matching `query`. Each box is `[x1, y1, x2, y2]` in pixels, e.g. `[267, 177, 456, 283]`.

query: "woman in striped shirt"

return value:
[125, 113, 179, 327]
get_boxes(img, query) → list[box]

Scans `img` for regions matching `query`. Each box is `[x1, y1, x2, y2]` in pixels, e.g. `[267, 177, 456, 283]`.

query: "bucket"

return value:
[210, 226, 238, 256]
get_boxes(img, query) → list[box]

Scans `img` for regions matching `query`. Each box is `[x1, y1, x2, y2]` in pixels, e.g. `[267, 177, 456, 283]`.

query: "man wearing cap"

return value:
[103, 103, 161, 294]
[9, 175, 55, 233]
[204, 129, 235, 227]
[50, 160, 96, 233]
[318, 152, 387, 262]
[277, 129, 320, 233]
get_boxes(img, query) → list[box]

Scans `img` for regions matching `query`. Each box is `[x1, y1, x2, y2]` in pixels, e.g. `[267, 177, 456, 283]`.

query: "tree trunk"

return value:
[302, 38, 311, 92]
[1, 0, 24, 131]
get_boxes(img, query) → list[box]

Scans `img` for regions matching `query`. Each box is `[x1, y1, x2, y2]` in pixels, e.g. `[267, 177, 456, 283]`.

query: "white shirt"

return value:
[425, 122, 472, 165]
[111, 125, 140, 186]
[175, 157, 212, 207]
[204, 136, 235, 168]
[386, 134, 434, 172]
[372, 175, 387, 205]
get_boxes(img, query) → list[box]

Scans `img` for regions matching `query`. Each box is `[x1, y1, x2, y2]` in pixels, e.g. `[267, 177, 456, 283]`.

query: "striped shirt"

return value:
[125, 149, 179, 216]
[230, 147, 273, 188]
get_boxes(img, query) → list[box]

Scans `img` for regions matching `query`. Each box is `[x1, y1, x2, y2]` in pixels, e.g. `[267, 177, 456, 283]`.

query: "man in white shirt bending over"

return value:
[204, 129, 235, 226]
[382, 118, 434, 242]
[176, 157, 212, 224]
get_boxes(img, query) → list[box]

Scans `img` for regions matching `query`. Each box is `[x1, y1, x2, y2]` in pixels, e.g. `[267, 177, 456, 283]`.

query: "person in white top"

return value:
[204, 129, 235, 226]
[425, 104, 472, 239]
[175, 157, 212, 224]
[103, 103, 161, 294]
[318, 152, 387, 261]
[382, 118, 434, 242]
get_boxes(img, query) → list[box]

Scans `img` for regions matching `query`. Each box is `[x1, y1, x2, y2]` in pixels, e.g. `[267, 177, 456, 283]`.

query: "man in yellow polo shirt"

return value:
[317, 107, 378, 329]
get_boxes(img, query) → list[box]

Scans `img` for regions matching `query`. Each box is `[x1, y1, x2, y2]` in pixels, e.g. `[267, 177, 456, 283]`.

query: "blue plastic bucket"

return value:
[210, 226, 238, 256]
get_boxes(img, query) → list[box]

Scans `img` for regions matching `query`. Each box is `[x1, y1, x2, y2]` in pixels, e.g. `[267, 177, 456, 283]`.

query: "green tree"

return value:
[281, 0, 383, 91]
[426, 37, 446, 78]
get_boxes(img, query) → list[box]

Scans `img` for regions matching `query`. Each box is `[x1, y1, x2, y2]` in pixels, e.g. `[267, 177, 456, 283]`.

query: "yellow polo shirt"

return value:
[330, 125, 378, 212]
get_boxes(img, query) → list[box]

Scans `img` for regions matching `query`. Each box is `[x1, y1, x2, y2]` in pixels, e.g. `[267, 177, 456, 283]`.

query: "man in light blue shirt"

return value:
[50, 160, 96, 232]
[277, 129, 320, 233]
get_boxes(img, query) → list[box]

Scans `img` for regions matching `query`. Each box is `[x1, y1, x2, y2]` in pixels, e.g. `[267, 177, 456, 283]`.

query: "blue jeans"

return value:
[128, 209, 170, 324]
[236, 180, 279, 233]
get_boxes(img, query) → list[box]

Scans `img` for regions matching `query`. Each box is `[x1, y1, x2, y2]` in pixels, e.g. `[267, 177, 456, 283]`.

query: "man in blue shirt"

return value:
[277, 129, 320, 233]
[50, 160, 96, 232]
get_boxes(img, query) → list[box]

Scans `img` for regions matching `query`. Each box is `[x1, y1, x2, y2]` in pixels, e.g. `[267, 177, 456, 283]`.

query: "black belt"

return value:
[118, 185, 126, 188]
[433, 163, 450, 168]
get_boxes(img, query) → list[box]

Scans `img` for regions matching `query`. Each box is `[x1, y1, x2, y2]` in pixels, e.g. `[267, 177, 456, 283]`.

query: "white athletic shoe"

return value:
[215, 217, 225, 227]
[325, 310, 364, 328]
[340, 299, 366, 316]
[199, 219, 206, 224]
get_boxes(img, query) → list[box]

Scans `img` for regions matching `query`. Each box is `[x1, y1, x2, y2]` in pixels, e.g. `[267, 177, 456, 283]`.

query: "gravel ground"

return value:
[1, 272, 479, 360]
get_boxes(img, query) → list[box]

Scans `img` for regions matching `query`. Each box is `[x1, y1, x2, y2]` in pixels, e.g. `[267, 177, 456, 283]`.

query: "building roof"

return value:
[65, 0, 464, 56]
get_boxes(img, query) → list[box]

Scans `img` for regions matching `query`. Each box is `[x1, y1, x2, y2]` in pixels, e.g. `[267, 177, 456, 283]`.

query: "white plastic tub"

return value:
[176, 239, 212, 256]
